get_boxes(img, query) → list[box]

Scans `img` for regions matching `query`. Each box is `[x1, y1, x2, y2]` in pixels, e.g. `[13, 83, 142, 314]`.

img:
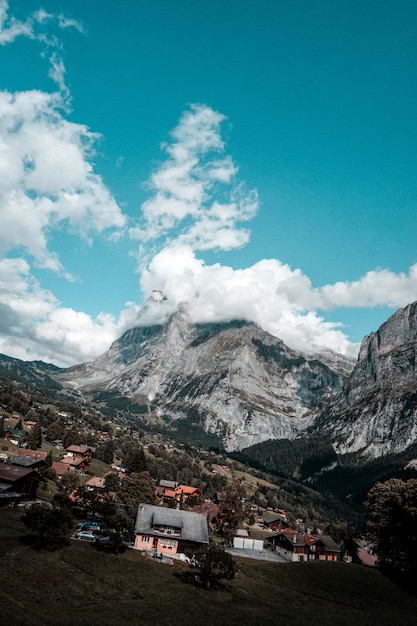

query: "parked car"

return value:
[74, 530, 98, 541]
[77, 521, 100, 532]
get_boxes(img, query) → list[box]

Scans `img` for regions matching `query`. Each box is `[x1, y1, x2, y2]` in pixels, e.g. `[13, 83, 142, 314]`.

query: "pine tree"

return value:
[26, 422, 42, 449]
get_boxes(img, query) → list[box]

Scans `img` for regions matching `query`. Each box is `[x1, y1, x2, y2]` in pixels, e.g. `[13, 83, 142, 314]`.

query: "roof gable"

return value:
[135, 503, 209, 544]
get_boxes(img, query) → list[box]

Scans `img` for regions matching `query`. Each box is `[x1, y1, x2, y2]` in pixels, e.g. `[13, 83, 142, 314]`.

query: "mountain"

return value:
[316, 301, 417, 458]
[0, 353, 63, 391]
[55, 304, 350, 451]
[2, 301, 417, 461]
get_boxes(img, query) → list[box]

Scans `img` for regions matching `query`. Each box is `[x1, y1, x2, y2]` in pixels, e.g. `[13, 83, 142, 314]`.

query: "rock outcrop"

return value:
[317, 302, 417, 457]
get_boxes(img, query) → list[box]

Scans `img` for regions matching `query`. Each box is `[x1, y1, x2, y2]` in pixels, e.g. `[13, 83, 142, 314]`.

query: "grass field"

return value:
[1, 509, 417, 626]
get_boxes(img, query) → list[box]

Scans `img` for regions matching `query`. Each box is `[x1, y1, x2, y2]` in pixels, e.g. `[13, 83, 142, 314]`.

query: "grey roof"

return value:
[135, 503, 209, 545]
[159, 480, 178, 489]
[8, 455, 42, 467]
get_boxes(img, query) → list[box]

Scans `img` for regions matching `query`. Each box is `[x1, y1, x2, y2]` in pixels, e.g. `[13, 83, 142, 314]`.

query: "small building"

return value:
[263, 512, 290, 532]
[65, 444, 95, 460]
[60, 455, 88, 473]
[192, 501, 220, 531]
[155, 480, 201, 504]
[4, 428, 28, 446]
[134, 503, 209, 557]
[0, 464, 40, 505]
[270, 529, 340, 562]
[52, 461, 72, 478]
[233, 529, 264, 552]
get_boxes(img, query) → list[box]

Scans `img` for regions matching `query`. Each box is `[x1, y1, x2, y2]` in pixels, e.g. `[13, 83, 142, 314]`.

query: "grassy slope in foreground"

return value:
[1, 509, 417, 626]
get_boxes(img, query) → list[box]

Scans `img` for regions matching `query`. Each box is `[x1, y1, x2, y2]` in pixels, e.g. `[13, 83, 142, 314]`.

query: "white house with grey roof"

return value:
[134, 503, 209, 556]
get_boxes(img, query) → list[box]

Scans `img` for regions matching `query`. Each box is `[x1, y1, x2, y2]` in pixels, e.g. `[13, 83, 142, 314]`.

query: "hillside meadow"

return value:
[1, 509, 417, 626]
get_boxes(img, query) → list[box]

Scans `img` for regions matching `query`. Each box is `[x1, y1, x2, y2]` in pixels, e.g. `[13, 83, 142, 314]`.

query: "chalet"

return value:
[345, 538, 377, 567]
[134, 503, 209, 557]
[65, 444, 95, 460]
[52, 461, 72, 477]
[4, 428, 28, 446]
[263, 512, 290, 533]
[17, 449, 47, 462]
[0, 464, 40, 505]
[192, 501, 220, 531]
[270, 529, 340, 562]
[85, 476, 106, 490]
[7, 454, 46, 472]
[60, 455, 88, 473]
[155, 480, 201, 504]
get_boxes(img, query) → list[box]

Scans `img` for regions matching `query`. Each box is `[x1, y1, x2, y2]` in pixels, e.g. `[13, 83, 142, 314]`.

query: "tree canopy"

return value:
[365, 478, 417, 587]
[189, 543, 236, 589]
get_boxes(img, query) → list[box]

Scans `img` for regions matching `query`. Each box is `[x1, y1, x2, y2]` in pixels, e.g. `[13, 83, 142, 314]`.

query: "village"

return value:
[0, 395, 375, 567]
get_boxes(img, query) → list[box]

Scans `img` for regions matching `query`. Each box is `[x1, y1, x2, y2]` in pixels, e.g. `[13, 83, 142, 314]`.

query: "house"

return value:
[4, 428, 28, 446]
[270, 529, 340, 562]
[17, 449, 47, 462]
[192, 501, 220, 531]
[60, 455, 88, 473]
[155, 480, 201, 504]
[52, 461, 72, 478]
[0, 464, 40, 505]
[7, 453, 46, 473]
[85, 476, 106, 490]
[65, 444, 95, 460]
[134, 503, 209, 557]
[263, 512, 290, 533]
[345, 538, 377, 567]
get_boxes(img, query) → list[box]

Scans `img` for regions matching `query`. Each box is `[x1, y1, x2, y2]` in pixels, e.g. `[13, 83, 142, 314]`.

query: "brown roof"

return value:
[85, 476, 106, 489]
[17, 449, 47, 460]
[60, 456, 85, 467]
[0, 464, 36, 483]
[52, 462, 71, 476]
[66, 445, 94, 454]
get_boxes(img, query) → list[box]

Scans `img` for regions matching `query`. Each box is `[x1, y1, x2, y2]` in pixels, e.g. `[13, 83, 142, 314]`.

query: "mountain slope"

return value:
[316, 301, 417, 458]
[56, 306, 348, 451]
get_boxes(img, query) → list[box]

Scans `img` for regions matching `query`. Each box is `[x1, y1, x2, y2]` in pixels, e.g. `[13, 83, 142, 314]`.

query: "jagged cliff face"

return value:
[318, 302, 417, 458]
[57, 306, 348, 451]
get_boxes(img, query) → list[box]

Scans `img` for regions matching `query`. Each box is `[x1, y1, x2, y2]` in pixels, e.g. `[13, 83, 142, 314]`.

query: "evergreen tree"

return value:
[26, 422, 42, 449]
[117, 471, 155, 516]
[124, 444, 147, 474]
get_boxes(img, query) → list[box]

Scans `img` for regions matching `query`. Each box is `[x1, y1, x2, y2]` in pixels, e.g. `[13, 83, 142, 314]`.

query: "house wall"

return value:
[134, 534, 179, 555]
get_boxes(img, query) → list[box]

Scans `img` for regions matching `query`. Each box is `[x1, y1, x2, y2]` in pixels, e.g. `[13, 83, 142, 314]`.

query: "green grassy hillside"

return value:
[1, 509, 416, 626]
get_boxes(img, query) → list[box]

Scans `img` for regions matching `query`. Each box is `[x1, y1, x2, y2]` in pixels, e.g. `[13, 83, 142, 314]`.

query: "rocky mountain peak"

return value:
[318, 301, 417, 458]
[55, 314, 348, 451]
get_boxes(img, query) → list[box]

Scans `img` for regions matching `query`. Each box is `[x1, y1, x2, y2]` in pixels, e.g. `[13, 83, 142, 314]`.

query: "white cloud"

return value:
[139, 245, 356, 356]
[138, 245, 417, 358]
[0, 0, 33, 44]
[130, 104, 259, 253]
[313, 265, 417, 310]
[0, 257, 138, 367]
[0, 89, 126, 271]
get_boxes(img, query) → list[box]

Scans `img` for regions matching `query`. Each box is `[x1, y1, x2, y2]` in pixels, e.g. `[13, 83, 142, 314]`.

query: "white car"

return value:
[74, 530, 98, 541]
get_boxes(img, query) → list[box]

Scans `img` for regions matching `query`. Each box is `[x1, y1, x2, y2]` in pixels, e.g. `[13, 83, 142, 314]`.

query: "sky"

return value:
[1, 0, 417, 367]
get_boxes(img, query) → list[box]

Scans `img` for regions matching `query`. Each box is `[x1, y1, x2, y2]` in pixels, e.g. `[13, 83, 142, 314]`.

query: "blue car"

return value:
[77, 521, 100, 532]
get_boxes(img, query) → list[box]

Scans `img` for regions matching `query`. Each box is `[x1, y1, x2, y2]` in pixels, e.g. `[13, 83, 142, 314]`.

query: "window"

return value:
[141, 536, 150, 543]
[160, 539, 176, 548]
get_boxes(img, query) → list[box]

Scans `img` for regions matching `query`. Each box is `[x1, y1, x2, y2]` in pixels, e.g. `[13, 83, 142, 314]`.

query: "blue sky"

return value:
[1, 0, 417, 366]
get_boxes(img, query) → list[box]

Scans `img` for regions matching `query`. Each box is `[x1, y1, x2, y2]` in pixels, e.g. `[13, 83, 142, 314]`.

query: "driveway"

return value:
[226, 547, 289, 562]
